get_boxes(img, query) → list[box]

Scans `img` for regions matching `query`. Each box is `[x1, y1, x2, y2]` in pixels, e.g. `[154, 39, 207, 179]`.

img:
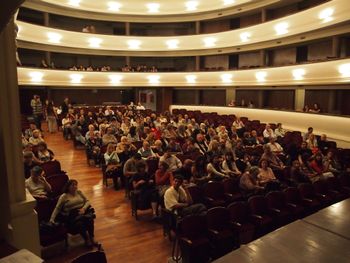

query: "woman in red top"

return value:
[155, 162, 173, 196]
[309, 153, 334, 179]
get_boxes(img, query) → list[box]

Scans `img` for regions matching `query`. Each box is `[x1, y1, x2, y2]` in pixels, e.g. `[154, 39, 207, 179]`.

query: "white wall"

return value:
[170, 105, 350, 148]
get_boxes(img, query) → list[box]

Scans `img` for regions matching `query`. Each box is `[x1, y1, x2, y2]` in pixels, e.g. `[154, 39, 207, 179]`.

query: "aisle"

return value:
[44, 131, 171, 263]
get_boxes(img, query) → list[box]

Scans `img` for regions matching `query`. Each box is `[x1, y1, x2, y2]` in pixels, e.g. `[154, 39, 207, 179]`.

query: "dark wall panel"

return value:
[200, 90, 226, 106]
[263, 90, 294, 110]
[173, 90, 196, 105]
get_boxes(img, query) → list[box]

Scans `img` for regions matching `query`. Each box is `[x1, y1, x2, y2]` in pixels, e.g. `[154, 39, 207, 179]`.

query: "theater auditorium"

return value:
[1, 0, 350, 262]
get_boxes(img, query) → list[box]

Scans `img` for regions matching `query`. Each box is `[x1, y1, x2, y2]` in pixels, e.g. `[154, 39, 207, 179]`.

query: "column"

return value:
[332, 36, 340, 58]
[0, 19, 40, 255]
[261, 8, 267, 22]
[294, 88, 305, 111]
[195, 21, 201, 71]
[226, 88, 236, 105]
[328, 90, 336, 113]
[43, 12, 51, 64]
[125, 22, 130, 66]
[259, 50, 266, 66]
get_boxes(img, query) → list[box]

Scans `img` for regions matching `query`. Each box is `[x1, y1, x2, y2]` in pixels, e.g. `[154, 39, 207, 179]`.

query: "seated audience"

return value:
[29, 129, 44, 145]
[155, 162, 173, 197]
[290, 160, 312, 185]
[263, 124, 276, 142]
[175, 159, 194, 183]
[104, 143, 121, 189]
[318, 134, 330, 155]
[159, 148, 182, 172]
[239, 166, 264, 195]
[36, 141, 55, 162]
[102, 127, 118, 146]
[207, 154, 229, 181]
[306, 133, 318, 151]
[25, 166, 52, 199]
[123, 153, 143, 178]
[310, 153, 334, 179]
[194, 133, 209, 155]
[191, 155, 209, 185]
[50, 179, 98, 248]
[266, 137, 284, 155]
[164, 175, 207, 216]
[274, 123, 285, 138]
[222, 152, 241, 177]
[260, 144, 285, 171]
[138, 140, 157, 160]
[303, 127, 314, 141]
[258, 159, 277, 186]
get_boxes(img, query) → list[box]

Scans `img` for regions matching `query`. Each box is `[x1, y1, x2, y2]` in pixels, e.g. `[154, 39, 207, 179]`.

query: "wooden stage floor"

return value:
[44, 131, 172, 263]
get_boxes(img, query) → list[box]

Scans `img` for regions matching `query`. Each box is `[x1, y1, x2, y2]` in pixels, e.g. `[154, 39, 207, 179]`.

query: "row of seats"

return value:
[164, 177, 350, 263]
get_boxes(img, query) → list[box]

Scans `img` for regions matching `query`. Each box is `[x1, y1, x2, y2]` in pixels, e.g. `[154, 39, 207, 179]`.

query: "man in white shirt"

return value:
[25, 166, 52, 199]
[159, 148, 182, 172]
[164, 175, 206, 216]
[263, 124, 276, 142]
[266, 137, 284, 155]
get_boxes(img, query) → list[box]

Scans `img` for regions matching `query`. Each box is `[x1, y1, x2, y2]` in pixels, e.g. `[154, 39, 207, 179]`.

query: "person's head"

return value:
[292, 160, 300, 169]
[211, 154, 222, 165]
[263, 144, 271, 154]
[159, 161, 169, 172]
[106, 143, 116, 153]
[143, 140, 150, 150]
[173, 174, 184, 190]
[326, 151, 334, 159]
[320, 134, 327, 141]
[23, 151, 33, 164]
[120, 136, 128, 144]
[64, 97, 69, 103]
[315, 153, 323, 162]
[154, 140, 162, 148]
[266, 124, 271, 130]
[209, 140, 219, 151]
[225, 152, 234, 161]
[301, 141, 307, 149]
[313, 103, 319, 109]
[259, 159, 269, 169]
[164, 147, 173, 158]
[136, 161, 146, 174]
[308, 127, 313, 133]
[37, 141, 47, 151]
[29, 123, 37, 130]
[31, 166, 44, 183]
[106, 127, 113, 135]
[88, 124, 95, 132]
[277, 123, 282, 128]
[249, 166, 260, 180]
[79, 115, 85, 123]
[251, 130, 257, 137]
[64, 179, 78, 194]
[32, 129, 40, 138]
[183, 159, 194, 170]
[196, 133, 204, 142]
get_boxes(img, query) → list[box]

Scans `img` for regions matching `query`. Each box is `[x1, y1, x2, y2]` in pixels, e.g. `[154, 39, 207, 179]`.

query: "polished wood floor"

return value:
[44, 130, 172, 263]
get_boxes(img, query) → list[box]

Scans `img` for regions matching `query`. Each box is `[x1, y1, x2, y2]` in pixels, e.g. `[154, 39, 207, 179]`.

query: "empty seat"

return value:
[266, 191, 295, 226]
[283, 187, 307, 217]
[248, 195, 274, 236]
[298, 183, 322, 210]
[203, 181, 227, 208]
[312, 180, 339, 205]
[223, 178, 244, 202]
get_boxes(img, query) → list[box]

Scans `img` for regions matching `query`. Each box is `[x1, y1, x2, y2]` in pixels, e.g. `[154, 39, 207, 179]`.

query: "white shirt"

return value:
[164, 186, 188, 211]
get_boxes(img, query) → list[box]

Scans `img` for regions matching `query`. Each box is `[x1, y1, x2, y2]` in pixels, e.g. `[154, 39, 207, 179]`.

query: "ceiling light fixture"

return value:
[185, 1, 199, 11]
[240, 32, 251, 42]
[88, 37, 102, 48]
[186, 75, 197, 83]
[109, 75, 123, 84]
[319, 8, 334, 23]
[68, 0, 80, 7]
[221, 74, 233, 83]
[127, 40, 141, 49]
[255, 71, 267, 82]
[274, 22, 289, 35]
[147, 75, 160, 84]
[70, 74, 83, 83]
[166, 39, 179, 49]
[29, 72, 44, 82]
[223, 0, 235, 5]
[338, 63, 350, 78]
[292, 69, 306, 80]
[107, 1, 122, 11]
[47, 32, 62, 44]
[147, 3, 160, 13]
[203, 37, 217, 47]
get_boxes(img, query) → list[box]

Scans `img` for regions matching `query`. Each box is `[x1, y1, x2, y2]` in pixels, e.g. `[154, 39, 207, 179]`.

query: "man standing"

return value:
[61, 97, 70, 116]
[31, 95, 43, 131]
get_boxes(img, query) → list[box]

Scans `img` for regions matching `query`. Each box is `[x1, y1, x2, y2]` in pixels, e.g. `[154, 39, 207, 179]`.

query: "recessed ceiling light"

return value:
[186, 75, 197, 83]
[223, 0, 235, 5]
[338, 64, 350, 78]
[240, 32, 251, 42]
[70, 74, 83, 83]
[127, 40, 141, 49]
[203, 37, 217, 47]
[68, 0, 80, 7]
[221, 74, 233, 83]
[147, 3, 160, 13]
[274, 22, 289, 35]
[147, 75, 160, 84]
[185, 1, 198, 11]
[166, 39, 179, 49]
[109, 75, 123, 84]
[255, 71, 267, 82]
[107, 1, 122, 11]
[47, 32, 62, 44]
[292, 69, 306, 80]
[29, 72, 44, 82]
[319, 8, 334, 23]
[88, 37, 102, 48]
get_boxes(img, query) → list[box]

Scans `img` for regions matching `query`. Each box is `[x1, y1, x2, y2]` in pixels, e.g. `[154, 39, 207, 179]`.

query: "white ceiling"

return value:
[17, 58, 350, 87]
[16, 0, 349, 53]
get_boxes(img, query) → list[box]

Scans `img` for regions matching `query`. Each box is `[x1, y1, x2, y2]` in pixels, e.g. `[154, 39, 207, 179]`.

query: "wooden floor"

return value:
[44, 130, 172, 263]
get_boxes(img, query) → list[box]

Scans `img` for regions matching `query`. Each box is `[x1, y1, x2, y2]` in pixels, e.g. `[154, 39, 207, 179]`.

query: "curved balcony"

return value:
[17, 58, 350, 87]
[23, 0, 286, 23]
[16, 0, 350, 56]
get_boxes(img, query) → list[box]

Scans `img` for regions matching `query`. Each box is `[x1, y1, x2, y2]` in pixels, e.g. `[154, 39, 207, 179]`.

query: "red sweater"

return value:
[155, 169, 173, 186]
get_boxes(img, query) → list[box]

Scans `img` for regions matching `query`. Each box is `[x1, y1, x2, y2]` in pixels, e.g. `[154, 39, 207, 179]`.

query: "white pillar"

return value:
[226, 88, 236, 105]
[0, 18, 40, 255]
[294, 88, 305, 111]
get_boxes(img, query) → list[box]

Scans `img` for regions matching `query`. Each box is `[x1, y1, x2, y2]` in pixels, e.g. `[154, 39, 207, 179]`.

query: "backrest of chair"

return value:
[207, 207, 230, 231]
[284, 187, 301, 204]
[248, 195, 268, 215]
[71, 251, 107, 263]
[187, 185, 204, 204]
[326, 177, 340, 190]
[146, 158, 159, 176]
[41, 160, 62, 176]
[313, 180, 328, 194]
[203, 181, 225, 200]
[46, 173, 69, 197]
[227, 201, 249, 223]
[339, 174, 350, 187]
[298, 183, 315, 199]
[266, 191, 286, 209]
[223, 178, 240, 194]
[35, 199, 58, 222]
[178, 215, 207, 240]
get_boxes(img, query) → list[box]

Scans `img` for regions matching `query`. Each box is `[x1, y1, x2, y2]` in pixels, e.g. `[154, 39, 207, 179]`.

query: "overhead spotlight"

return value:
[47, 32, 62, 44]
[186, 75, 197, 83]
[127, 40, 141, 49]
[274, 22, 289, 35]
[109, 75, 123, 84]
[166, 39, 179, 49]
[70, 74, 83, 83]
[292, 69, 306, 80]
[147, 75, 160, 84]
[221, 74, 233, 83]
[240, 32, 251, 42]
[147, 3, 160, 13]
[338, 63, 350, 78]
[185, 1, 198, 11]
[68, 0, 80, 7]
[29, 72, 44, 82]
[88, 38, 102, 48]
[203, 37, 217, 47]
[223, 0, 235, 5]
[255, 71, 267, 82]
[319, 8, 334, 23]
[107, 1, 122, 11]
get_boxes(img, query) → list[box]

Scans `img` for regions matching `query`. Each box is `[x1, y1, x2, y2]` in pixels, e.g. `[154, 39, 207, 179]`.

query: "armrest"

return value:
[302, 198, 313, 203]
[251, 214, 263, 219]
[204, 197, 215, 203]
[208, 229, 219, 235]
[180, 237, 193, 245]
[269, 208, 281, 214]
[328, 190, 339, 195]
[286, 203, 297, 208]
[315, 193, 326, 199]
[231, 221, 242, 228]
[224, 193, 233, 198]
[250, 214, 263, 224]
